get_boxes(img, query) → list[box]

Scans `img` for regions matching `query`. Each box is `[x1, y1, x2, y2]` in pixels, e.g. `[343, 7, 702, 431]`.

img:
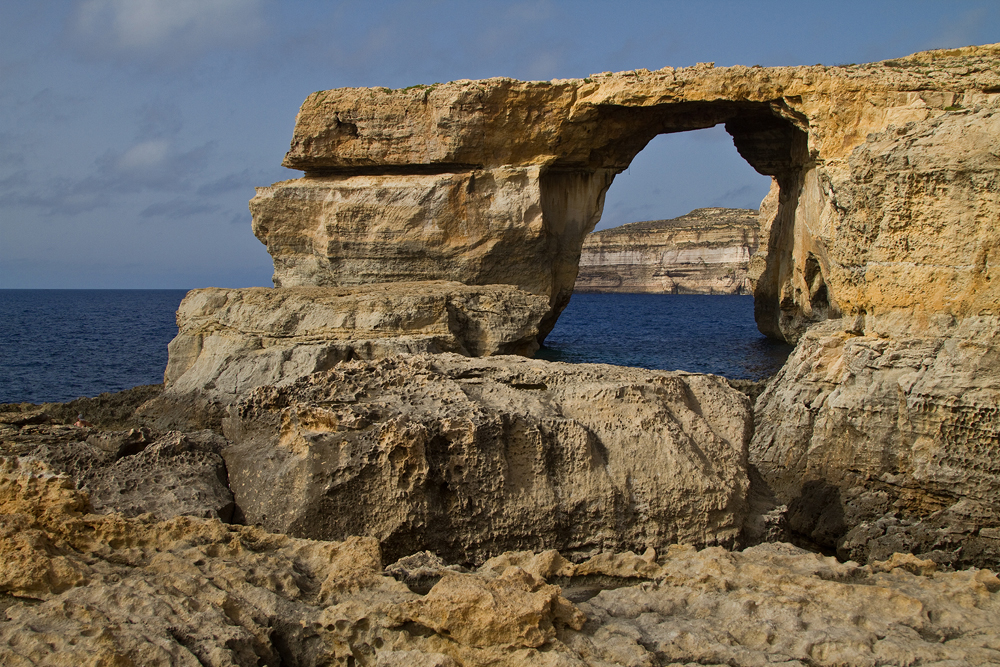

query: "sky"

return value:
[1, 1, 998, 289]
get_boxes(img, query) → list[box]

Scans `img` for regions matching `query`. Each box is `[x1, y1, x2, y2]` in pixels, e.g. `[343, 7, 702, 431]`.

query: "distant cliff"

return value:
[575, 208, 760, 294]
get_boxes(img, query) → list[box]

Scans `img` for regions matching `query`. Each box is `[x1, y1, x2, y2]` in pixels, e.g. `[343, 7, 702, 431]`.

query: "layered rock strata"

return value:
[575, 207, 759, 294]
[144, 282, 548, 428]
[221, 353, 753, 564]
[256, 44, 1000, 344]
[3, 458, 999, 667]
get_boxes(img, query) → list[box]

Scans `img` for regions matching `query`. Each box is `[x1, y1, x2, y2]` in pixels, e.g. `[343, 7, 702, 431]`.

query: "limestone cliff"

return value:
[575, 208, 759, 294]
[256, 43, 1000, 343]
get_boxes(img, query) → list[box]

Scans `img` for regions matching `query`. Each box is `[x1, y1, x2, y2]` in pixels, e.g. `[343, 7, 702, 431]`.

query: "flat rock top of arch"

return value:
[284, 43, 1000, 173]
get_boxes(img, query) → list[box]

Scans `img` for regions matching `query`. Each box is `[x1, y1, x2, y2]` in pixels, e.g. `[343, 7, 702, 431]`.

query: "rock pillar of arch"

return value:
[251, 47, 1000, 345]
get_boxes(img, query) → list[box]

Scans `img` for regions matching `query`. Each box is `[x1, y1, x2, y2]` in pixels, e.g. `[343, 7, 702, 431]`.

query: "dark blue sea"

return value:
[0, 290, 187, 404]
[0, 290, 792, 405]
[538, 293, 792, 380]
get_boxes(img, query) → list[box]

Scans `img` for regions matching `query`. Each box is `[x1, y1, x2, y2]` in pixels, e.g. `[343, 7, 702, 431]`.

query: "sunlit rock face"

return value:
[254, 44, 1000, 345]
[144, 282, 549, 430]
[221, 353, 753, 564]
[575, 208, 760, 294]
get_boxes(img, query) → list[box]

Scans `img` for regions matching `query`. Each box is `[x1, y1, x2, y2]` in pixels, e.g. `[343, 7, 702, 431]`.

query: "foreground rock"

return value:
[576, 208, 760, 294]
[258, 45, 1000, 343]
[3, 458, 999, 666]
[0, 423, 233, 521]
[222, 353, 753, 564]
[144, 282, 549, 429]
[751, 314, 1000, 569]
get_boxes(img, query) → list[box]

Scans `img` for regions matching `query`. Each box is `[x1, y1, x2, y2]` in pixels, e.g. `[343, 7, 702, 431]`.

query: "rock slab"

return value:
[1, 424, 233, 521]
[146, 282, 549, 429]
[222, 353, 753, 564]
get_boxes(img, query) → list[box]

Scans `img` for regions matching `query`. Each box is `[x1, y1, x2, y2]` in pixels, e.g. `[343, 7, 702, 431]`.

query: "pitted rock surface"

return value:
[3, 459, 999, 666]
[1, 425, 233, 521]
[751, 315, 1000, 569]
[222, 353, 753, 564]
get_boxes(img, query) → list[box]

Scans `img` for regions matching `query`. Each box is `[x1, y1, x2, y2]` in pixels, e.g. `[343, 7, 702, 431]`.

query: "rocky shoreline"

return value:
[4, 43, 1000, 665]
[2, 385, 999, 665]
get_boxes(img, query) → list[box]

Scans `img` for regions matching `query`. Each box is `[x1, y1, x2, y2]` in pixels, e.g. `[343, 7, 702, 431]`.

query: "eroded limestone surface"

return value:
[751, 314, 1000, 569]
[222, 353, 753, 564]
[1, 424, 233, 521]
[3, 458, 999, 667]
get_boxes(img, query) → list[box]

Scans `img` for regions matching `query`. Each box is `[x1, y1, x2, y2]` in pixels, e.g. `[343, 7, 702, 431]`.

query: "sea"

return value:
[0, 290, 792, 405]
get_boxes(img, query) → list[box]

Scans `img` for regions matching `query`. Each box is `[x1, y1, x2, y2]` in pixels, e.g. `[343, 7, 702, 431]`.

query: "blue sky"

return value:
[1, 1, 997, 288]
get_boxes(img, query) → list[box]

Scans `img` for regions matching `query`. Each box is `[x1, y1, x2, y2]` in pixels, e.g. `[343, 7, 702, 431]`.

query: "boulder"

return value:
[751, 314, 1000, 568]
[221, 353, 753, 564]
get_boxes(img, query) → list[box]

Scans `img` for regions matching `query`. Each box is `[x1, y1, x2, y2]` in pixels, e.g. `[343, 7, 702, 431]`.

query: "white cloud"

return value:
[117, 139, 171, 170]
[72, 0, 265, 61]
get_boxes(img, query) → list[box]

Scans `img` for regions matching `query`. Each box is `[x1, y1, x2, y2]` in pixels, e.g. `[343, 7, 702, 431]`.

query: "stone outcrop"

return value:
[746, 99, 1000, 568]
[3, 458, 999, 666]
[575, 207, 759, 294]
[255, 44, 1000, 344]
[143, 282, 549, 428]
[222, 353, 753, 564]
[751, 314, 1000, 569]
[1, 423, 234, 521]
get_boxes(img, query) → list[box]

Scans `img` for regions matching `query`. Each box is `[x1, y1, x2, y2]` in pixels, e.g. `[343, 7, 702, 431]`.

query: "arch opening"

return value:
[537, 107, 808, 379]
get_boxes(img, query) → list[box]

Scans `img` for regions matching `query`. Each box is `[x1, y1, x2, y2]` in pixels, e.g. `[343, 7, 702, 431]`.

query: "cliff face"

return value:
[575, 208, 759, 294]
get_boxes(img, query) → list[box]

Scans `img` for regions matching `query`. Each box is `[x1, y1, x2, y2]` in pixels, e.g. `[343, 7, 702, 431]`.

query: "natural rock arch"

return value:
[151, 45, 1000, 574]
[253, 90, 813, 343]
[251, 45, 1000, 345]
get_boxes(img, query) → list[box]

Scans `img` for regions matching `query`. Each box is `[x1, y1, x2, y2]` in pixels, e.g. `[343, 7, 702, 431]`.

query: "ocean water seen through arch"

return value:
[537, 293, 793, 380]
